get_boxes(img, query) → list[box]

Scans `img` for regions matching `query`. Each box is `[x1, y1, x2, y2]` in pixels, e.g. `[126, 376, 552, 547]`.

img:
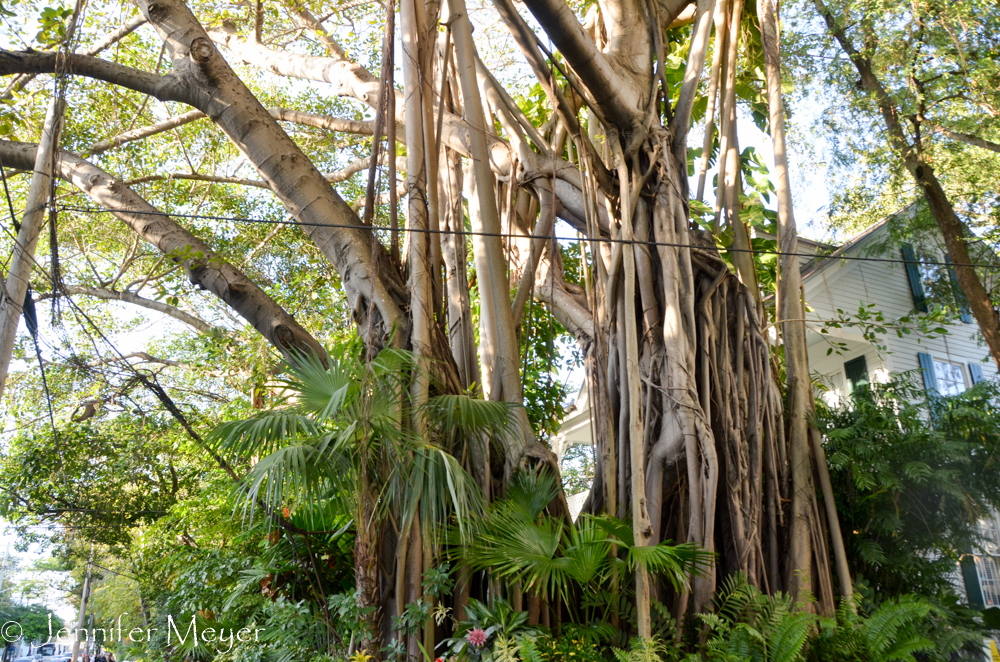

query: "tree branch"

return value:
[2, 13, 148, 99]
[54, 285, 220, 333]
[88, 107, 378, 157]
[0, 50, 189, 105]
[281, 0, 348, 59]
[88, 109, 207, 155]
[0, 140, 327, 362]
[124, 172, 270, 188]
[206, 22, 600, 232]
[922, 121, 1000, 154]
[123, 154, 405, 190]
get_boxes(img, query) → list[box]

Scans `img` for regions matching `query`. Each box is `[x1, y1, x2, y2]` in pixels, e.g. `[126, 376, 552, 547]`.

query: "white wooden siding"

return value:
[803, 222, 996, 392]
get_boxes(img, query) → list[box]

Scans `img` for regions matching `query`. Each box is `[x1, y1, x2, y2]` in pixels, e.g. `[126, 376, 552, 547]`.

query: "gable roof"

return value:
[800, 218, 890, 282]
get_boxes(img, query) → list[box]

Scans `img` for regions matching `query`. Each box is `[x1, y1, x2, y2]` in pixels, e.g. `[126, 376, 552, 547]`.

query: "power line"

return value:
[57, 204, 1000, 270]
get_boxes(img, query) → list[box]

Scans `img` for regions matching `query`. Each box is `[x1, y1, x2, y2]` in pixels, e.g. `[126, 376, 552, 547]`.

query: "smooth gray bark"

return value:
[0, 99, 63, 402]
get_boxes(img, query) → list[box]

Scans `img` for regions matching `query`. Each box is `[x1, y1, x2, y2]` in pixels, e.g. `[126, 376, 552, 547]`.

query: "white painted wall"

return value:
[803, 221, 996, 402]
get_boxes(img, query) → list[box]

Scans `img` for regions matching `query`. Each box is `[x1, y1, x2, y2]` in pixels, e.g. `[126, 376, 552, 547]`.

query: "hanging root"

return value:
[579, 135, 789, 615]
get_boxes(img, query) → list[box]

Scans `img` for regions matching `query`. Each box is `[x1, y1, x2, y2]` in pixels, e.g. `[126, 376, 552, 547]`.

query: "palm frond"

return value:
[286, 350, 360, 423]
[406, 446, 484, 543]
[235, 436, 346, 520]
[209, 411, 321, 460]
[421, 394, 517, 440]
[628, 543, 714, 591]
[506, 469, 562, 521]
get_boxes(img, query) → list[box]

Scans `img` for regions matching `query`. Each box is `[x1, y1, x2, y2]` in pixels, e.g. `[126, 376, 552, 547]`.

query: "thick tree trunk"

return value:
[0, 0, 860, 637]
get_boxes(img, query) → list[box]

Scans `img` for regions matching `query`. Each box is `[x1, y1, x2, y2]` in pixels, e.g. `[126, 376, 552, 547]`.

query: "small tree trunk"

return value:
[448, 0, 521, 404]
[757, 0, 852, 605]
[713, 0, 759, 296]
[695, 0, 729, 201]
[441, 149, 480, 392]
[756, 0, 808, 602]
[357, 488, 382, 654]
[915, 167, 1000, 368]
[401, 0, 433, 408]
[814, 0, 1000, 370]
[0, 98, 63, 401]
[614, 146, 654, 637]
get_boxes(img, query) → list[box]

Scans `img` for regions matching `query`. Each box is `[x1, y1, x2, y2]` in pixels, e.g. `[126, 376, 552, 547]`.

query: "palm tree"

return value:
[458, 471, 714, 630]
[209, 344, 513, 654]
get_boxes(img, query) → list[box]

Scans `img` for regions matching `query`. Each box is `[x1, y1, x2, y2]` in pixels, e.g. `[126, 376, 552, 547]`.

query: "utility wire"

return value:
[56, 205, 1000, 270]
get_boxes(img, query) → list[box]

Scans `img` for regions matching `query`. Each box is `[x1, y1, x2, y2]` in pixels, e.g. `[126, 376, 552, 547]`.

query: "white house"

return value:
[553, 208, 1000, 612]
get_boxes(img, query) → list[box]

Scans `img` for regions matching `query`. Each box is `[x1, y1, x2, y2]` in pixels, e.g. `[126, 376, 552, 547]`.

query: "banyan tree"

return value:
[0, 0, 854, 652]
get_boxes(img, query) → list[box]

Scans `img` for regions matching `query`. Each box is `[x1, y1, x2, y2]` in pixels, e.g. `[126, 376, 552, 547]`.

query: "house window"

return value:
[976, 555, 1000, 608]
[844, 356, 868, 393]
[933, 358, 967, 396]
[901, 242, 973, 322]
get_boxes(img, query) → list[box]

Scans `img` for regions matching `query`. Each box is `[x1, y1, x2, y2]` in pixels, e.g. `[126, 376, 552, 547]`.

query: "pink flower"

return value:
[467, 627, 488, 648]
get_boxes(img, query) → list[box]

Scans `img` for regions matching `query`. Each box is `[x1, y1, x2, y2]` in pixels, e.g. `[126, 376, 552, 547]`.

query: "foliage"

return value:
[696, 575, 813, 662]
[695, 575, 974, 662]
[785, 0, 1000, 289]
[438, 598, 543, 661]
[558, 444, 594, 496]
[815, 302, 953, 358]
[1, 603, 63, 645]
[457, 470, 713, 620]
[209, 344, 510, 538]
[818, 377, 1000, 599]
[808, 594, 936, 662]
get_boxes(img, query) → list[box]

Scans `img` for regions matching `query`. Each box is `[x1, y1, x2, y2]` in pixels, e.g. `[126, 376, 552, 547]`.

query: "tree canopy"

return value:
[0, 0, 998, 659]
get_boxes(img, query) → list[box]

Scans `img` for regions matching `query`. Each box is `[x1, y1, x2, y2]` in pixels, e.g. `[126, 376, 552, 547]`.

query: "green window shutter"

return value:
[970, 363, 985, 385]
[844, 356, 868, 393]
[961, 555, 986, 610]
[901, 242, 928, 313]
[918, 352, 938, 394]
[945, 255, 974, 323]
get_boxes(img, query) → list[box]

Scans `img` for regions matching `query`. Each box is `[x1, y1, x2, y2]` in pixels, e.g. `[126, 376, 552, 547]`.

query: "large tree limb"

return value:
[534, 257, 595, 343]
[0, 141, 326, 362]
[517, 0, 644, 126]
[0, 25, 409, 345]
[141, 0, 410, 345]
